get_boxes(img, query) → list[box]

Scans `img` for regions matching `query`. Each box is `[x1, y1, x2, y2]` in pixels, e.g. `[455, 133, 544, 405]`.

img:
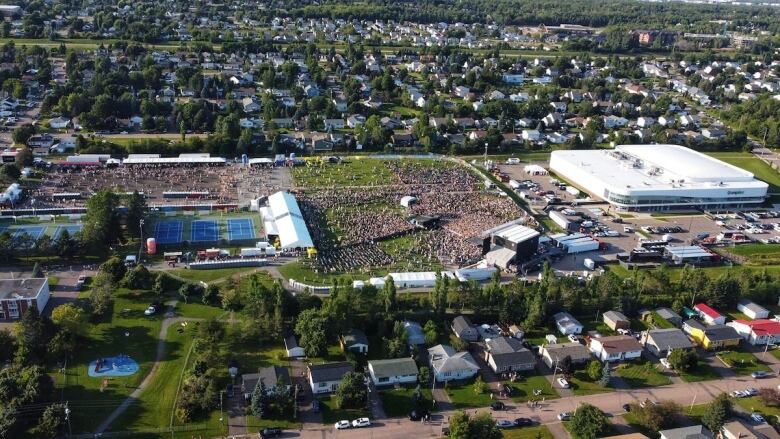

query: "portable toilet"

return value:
[146, 237, 157, 255]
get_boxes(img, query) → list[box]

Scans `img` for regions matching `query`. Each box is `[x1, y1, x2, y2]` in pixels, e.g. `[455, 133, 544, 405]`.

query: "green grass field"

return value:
[614, 362, 672, 388]
[445, 382, 495, 409]
[506, 374, 559, 403]
[568, 371, 611, 396]
[502, 425, 555, 439]
[319, 395, 370, 424]
[379, 386, 435, 418]
[717, 350, 771, 375]
[678, 361, 721, 383]
[726, 243, 780, 266]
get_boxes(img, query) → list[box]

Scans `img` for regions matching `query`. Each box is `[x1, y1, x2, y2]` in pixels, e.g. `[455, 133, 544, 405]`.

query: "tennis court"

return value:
[154, 221, 183, 244]
[54, 225, 83, 239]
[12, 226, 46, 240]
[227, 218, 255, 241]
[191, 220, 219, 242]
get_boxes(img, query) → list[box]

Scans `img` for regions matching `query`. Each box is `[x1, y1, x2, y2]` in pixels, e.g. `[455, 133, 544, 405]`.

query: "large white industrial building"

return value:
[549, 145, 768, 211]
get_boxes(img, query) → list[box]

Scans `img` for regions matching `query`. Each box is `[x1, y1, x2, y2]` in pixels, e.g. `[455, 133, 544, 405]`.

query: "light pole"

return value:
[64, 402, 71, 437]
[138, 219, 144, 261]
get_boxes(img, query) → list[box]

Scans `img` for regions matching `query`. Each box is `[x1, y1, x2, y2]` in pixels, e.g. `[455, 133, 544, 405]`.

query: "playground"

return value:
[88, 355, 140, 377]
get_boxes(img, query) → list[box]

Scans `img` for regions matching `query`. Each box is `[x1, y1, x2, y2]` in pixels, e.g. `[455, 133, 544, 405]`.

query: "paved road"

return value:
[283, 373, 780, 439]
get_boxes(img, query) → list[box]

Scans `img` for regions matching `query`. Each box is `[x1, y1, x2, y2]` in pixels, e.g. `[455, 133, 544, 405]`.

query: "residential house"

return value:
[728, 319, 780, 346]
[637, 117, 655, 128]
[402, 321, 426, 346]
[603, 311, 630, 331]
[340, 328, 369, 354]
[323, 119, 346, 130]
[242, 97, 261, 113]
[284, 334, 305, 358]
[604, 115, 628, 129]
[0, 278, 50, 321]
[521, 130, 542, 142]
[540, 342, 592, 369]
[659, 425, 713, 439]
[484, 337, 536, 373]
[332, 98, 347, 112]
[308, 362, 353, 394]
[346, 114, 366, 128]
[684, 320, 741, 350]
[550, 102, 567, 113]
[451, 315, 479, 342]
[640, 328, 694, 357]
[454, 86, 470, 98]
[427, 344, 480, 382]
[694, 303, 726, 325]
[737, 299, 769, 320]
[721, 419, 780, 439]
[502, 74, 524, 84]
[553, 312, 583, 335]
[655, 308, 683, 327]
[48, 117, 71, 129]
[367, 358, 418, 386]
[240, 365, 291, 399]
[589, 335, 643, 362]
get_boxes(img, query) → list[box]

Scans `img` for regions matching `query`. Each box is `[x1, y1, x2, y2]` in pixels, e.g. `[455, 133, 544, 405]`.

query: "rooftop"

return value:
[308, 362, 353, 383]
[0, 278, 48, 300]
[368, 358, 418, 379]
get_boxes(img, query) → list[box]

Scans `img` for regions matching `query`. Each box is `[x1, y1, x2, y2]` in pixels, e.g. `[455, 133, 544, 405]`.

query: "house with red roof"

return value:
[694, 303, 725, 325]
[728, 319, 780, 345]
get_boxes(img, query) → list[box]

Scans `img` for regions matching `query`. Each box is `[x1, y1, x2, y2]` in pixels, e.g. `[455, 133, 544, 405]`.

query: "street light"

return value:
[137, 219, 144, 261]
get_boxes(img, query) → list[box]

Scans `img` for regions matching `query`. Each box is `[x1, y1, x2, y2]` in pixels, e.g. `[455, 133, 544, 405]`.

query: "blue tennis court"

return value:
[227, 218, 255, 241]
[191, 220, 219, 242]
[54, 225, 82, 239]
[12, 226, 46, 240]
[154, 221, 183, 244]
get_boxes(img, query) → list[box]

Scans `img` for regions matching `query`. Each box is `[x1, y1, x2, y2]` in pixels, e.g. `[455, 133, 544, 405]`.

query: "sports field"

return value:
[147, 213, 261, 246]
[0, 221, 82, 240]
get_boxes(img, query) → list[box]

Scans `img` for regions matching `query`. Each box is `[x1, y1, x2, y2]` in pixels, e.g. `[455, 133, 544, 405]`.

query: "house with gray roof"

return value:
[540, 342, 592, 368]
[241, 365, 291, 399]
[340, 328, 369, 354]
[603, 310, 630, 331]
[737, 299, 770, 320]
[656, 307, 683, 327]
[368, 358, 418, 386]
[485, 337, 536, 373]
[451, 315, 479, 342]
[641, 328, 694, 357]
[553, 311, 583, 335]
[308, 362, 353, 394]
[428, 344, 480, 382]
[659, 425, 713, 439]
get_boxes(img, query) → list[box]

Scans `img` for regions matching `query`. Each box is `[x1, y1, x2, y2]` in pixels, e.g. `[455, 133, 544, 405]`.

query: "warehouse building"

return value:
[549, 145, 768, 212]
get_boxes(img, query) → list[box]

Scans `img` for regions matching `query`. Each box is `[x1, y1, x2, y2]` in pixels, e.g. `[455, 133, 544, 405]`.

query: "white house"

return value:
[588, 335, 643, 362]
[553, 312, 583, 335]
[367, 358, 418, 386]
[502, 74, 524, 84]
[48, 117, 71, 129]
[346, 114, 366, 128]
[521, 130, 541, 141]
[737, 299, 769, 320]
[728, 319, 780, 346]
[694, 303, 726, 325]
[284, 335, 305, 358]
[428, 344, 479, 382]
[308, 362, 353, 394]
[323, 119, 346, 130]
[637, 117, 655, 128]
[604, 115, 628, 129]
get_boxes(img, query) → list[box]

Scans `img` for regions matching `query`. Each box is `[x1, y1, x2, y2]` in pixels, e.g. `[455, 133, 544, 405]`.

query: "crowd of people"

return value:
[384, 160, 479, 190]
[311, 242, 393, 273]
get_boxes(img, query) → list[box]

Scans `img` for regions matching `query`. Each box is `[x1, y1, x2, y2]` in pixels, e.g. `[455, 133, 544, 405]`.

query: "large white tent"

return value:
[261, 191, 314, 249]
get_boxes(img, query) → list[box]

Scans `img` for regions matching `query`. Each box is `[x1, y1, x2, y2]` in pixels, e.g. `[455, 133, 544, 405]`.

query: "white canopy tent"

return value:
[261, 191, 314, 249]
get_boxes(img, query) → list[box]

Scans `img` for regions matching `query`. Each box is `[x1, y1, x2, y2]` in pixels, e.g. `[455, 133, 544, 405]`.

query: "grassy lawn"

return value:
[318, 395, 369, 424]
[277, 261, 365, 286]
[379, 386, 434, 418]
[614, 361, 672, 388]
[717, 350, 771, 375]
[445, 382, 495, 409]
[735, 396, 780, 421]
[706, 152, 780, 193]
[726, 243, 780, 266]
[683, 404, 710, 424]
[502, 425, 555, 439]
[506, 374, 559, 403]
[167, 267, 261, 284]
[678, 362, 721, 382]
[569, 371, 611, 396]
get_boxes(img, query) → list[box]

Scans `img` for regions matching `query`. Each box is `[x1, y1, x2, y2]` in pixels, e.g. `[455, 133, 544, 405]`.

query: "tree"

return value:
[701, 393, 731, 433]
[559, 355, 573, 379]
[100, 256, 126, 283]
[473, 375, 488, 394]
[51, 304, 88, 338]
[586, 360, 602, 381]
[448, 411, 501, 439]
[14, 147, 32, 167]
[569, 404, 609, 439]
[0, 329, 14, 363]
[598, 363, 611, 387]
[203, 284, 221, 305]
[423, 320, 438, 346]
[30, 403, 65, 438]
[124, 264, 153, 290]
[667, 349, 698, 372]
[250, 380, 269, 418]
[125, 191, 147, 238]
[380, 275, 397, 314]
[54, 229, 78, 259]
[11, 124, 35, 145]
[294, 308, 328, 358]
[334, 372, 367, 409]
[81, 190, 120, 251]
[12, 308, 53, 366]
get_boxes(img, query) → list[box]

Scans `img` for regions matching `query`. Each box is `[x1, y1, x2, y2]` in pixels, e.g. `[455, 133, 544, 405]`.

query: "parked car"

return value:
[496, 419, 513, 428]
[144, 301, 162, 316]
[558, 412, 572, 421]
[409, 409, 430, 421]
[731, 390, 747, 398]
[639, 399, 658, 408]
[312, 399, 320, 413]
[622, 404, 631, 412]
[335, 420, 351, 430]
[752, 371, 770, 379]
[751, 413, 766, 423]
[503, 384, 514, 396]
[568, 334, 579, 342]
[557, 378, 570, 389]
[260, 427, 282, 438]
[745, 388, 759, 396]
[490, 401, 506, 411]
[226, 384, 234, 398]
[352, 417, 370, 428]
[513, 418, 533, 426]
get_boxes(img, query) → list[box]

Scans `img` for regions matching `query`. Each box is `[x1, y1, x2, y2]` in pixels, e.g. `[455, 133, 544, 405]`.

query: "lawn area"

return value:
[502, 425, 555, 439]
[706, 152, 780, 193]
[445, 382, 495, 409]
[506, 374, 560, 403]
[318, 395, 370, 424]
[726, 243, 780, 266]
[678, 361, 721, 383]
[569, 371, 611, 396]
[717, 350, 771, 375]
[614, 361, 672, 388]
[292, 158, 398, 187]
[379, 386, 434, 418]
[167, 267, 261, 284]
[682, 403, 710, 424]
[277, 260, 367, 286]
[735, 396, 780, 421]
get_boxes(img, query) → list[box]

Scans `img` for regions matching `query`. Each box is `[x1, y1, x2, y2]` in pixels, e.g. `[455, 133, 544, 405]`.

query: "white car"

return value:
[352, 417, 370, 428]
[496, 419, 513, 428]
[557, 412, 572, 421]
[557, 377, 570, 389]
[659, 358, 671, 369]
[731, 390, 747, 398]
[143, 305, 157, 316]
[335, 420, 351, 430]
[567, 334, 579, 342]
[751, 413, 766, 423]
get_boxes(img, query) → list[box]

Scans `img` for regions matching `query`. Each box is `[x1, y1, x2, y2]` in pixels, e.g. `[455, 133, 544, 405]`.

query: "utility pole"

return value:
[64, 402, 72, 437]
[138, 218, 145, 262]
